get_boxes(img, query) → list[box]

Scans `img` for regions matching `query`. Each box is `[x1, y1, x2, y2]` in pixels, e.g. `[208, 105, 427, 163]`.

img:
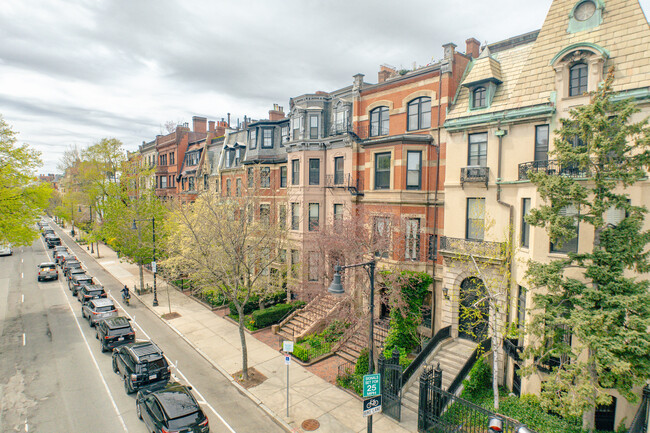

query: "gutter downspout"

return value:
[496, 127, 514, 388]
[429, 70, 443, 332]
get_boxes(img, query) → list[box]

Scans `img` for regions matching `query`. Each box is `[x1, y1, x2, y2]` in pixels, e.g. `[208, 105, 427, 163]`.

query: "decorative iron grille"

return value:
[518, 159, 590, 180]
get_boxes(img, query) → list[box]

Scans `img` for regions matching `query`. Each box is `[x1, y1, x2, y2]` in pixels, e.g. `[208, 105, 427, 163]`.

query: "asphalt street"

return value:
[0, 226, 286, 433]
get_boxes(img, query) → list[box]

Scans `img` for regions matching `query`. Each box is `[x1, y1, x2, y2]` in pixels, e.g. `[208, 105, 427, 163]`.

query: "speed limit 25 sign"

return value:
[362, 373, 381, 397]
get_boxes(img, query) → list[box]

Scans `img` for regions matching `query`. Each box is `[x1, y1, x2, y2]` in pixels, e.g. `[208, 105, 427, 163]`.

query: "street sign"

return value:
[151, 261, 157, 273]
[363, 395, 382, 417]
[363, 373, 381, 397]
[284, 355, 291, 365]
[283, 341, 294, 353]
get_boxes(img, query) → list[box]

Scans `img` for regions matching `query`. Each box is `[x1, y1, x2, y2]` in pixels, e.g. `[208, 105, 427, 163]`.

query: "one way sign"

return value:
[362, 395, 382, 417]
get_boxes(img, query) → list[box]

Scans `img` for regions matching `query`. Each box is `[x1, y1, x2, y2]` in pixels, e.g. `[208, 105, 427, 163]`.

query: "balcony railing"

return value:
[439, 236, 507, 258]
[460, 166, 489, 188]
[324, 173, 364, 196]
[518, 159, 590, 181]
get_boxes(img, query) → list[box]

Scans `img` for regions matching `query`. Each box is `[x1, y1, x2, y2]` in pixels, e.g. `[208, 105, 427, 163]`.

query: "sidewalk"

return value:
[70, 236, 418, 433]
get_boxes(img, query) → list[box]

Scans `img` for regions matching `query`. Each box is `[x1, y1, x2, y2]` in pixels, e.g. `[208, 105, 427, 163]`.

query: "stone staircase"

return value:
[277, 294, 340, 341]
[336, 319, 390, 363]
[402, 338, 477, 413]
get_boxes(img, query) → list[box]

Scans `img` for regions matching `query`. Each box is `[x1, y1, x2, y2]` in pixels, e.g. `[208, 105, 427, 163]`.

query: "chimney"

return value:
[208, 120, 215, 133]
[192, 116, 207, 133]
[227, 113, 231, 127]
[466, 38, 480, 59]
[353, 73, 365, 91]
[442, 42, 457, 61]
[269, 103, 285, 121]
[378, 64, 396, 83]
[215, 120, 227, 136]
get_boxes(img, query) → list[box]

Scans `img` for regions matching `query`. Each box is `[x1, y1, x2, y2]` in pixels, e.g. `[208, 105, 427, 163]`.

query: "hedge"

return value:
[250, 302, 294, 329]
[228, 290, 287, 315]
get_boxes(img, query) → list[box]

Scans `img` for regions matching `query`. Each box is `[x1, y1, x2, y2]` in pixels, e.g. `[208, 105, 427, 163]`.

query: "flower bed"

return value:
[292, 321, 348, 362]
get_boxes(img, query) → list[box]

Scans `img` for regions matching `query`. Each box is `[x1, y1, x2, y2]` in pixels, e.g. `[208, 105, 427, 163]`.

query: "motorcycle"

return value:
[122, 291, 130, 306]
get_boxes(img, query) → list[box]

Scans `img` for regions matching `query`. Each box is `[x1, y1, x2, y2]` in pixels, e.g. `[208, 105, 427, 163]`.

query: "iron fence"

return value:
[628, 386, 650, 433]
[418, 364, 535, 433]
[518, 159, 590, 181]
[402, 326, 451, 390]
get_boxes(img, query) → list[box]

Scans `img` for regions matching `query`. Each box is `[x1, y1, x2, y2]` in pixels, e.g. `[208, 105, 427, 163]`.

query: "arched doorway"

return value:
[458, 277, 489, 342]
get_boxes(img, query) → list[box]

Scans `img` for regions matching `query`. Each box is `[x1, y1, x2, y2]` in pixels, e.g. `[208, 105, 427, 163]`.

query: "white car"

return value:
[0, 245, 12, 256]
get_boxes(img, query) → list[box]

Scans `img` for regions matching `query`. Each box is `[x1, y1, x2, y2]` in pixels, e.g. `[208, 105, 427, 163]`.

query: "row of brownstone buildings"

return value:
[132, 0, 650, 428]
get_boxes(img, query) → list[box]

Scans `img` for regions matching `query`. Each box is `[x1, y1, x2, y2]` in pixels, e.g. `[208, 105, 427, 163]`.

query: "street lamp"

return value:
[131, 217, 158, 307]
[70, 202, 75, 237]
[328, 259, 376, 433]
[79, 204, 94, 254]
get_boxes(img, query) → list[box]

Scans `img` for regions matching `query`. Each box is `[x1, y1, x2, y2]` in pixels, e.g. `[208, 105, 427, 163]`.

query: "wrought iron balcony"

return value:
[324, 173, 364, 196]
[439, 236, 507, 258]
[518, 159, 590, 181]
[460, 166, 489, 188]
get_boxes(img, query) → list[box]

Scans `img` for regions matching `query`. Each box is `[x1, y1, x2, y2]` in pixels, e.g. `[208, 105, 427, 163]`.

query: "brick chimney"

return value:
[378, 64, 396, 83]
[208, 120, 215, 133]
[466, 38, 480, 59]
[192, 116, 207, 133]
[215, 120, 227, 136]
[269, 104, 285, 121]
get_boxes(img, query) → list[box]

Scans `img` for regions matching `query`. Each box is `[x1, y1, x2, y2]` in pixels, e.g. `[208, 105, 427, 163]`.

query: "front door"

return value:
[458, 277, 488, 342]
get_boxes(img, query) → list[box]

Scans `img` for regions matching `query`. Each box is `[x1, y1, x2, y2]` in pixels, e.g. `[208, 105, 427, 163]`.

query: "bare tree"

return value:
[163, 186, 287, 381]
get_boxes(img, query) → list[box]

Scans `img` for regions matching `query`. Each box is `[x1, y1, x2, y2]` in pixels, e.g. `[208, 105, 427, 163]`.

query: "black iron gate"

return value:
[378, 349, 402, 422]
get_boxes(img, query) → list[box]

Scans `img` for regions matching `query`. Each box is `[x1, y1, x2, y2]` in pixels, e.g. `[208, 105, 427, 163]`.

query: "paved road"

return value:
[0, 227, 286, 433]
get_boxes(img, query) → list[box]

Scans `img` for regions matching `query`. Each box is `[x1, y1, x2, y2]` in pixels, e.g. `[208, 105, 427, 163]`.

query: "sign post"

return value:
[283, 341, 293, 417]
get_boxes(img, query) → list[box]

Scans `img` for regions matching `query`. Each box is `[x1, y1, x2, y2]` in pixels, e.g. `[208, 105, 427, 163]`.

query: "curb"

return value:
[72, 237, 296, 433]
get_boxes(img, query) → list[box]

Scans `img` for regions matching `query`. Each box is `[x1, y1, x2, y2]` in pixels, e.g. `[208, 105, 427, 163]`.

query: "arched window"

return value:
[370, 106, 389, 137]
[473, 87, 486, 108]
[569, 63, 588, 96]
[407, 97, 432, 131]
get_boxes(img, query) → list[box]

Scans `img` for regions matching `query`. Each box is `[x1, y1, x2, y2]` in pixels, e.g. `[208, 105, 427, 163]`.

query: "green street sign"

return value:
[363, 373, 381, 397]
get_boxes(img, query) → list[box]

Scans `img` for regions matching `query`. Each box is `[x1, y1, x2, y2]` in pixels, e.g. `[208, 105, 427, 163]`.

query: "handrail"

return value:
[628, 386, 650, 433]
[401, 326, 451, 390]
[447, 338, 491, 396]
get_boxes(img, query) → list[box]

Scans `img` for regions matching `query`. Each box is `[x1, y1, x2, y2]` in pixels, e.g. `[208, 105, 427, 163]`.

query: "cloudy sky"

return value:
[2, 0, 649, 174]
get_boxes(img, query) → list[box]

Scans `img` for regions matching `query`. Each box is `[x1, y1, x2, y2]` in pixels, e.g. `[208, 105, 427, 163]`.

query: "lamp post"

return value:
[132, 217, 158, 306]
[328, 259, 376, 433]
[70, 202, 75, 237]
[79, 204, 94, 254]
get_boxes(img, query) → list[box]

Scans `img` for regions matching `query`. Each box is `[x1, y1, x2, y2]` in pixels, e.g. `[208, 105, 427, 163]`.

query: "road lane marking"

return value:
[57, 279, 129, 433]
[56, 226, 237, 433]
[21, 272, 23, 279]
[22, 294, 24, 303]
[22, 333, 26, 346]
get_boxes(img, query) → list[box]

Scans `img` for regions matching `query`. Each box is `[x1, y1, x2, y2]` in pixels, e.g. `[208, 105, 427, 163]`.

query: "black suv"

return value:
[45, 234, 61, 248]
[96, 317, 135, 352]
[136, 383, 209, 433]
[63, 260, 82, 277]
[112, 341, 171, 394]
[77, 284, 107, 303]
[69, 274, 93, 295]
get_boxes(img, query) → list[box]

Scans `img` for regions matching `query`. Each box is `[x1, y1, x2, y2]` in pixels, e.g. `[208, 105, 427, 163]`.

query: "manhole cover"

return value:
[301, 419, 320, 431]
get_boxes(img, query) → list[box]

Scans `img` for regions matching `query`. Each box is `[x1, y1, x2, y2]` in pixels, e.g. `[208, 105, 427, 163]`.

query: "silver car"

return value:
[38, 262, 58, 281]
[0, 245, 11, 256]
[82, 298, 118, 327]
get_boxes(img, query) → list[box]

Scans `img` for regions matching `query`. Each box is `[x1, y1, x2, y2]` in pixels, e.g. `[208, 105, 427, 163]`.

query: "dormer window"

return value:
[249, 129, 257, 149]
[407, 97, 431, 131]
[473, 87, 487, 109]
[370, 106, 389, 137]
[569, 63, 588, 96]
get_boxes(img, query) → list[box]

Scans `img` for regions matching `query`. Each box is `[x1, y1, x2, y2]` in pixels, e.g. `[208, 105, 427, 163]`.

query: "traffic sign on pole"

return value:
[363, 395, 382, 417]
[363, 373, 381, 397]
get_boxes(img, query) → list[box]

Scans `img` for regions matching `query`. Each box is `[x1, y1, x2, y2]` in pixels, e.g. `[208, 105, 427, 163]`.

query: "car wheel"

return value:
[124, 377, 134, 394]
[89, 320, 94, 328]
[100, 344, 106, 353]
[136, 400, 142, 420]
[37, 277, 41, 282]
[95, 331, 98, 340]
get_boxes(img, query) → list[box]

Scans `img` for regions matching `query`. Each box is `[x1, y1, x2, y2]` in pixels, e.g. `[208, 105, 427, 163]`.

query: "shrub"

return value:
[292, 344, 310, 362]
[462, 356, 492, 398]
[355, 348, 369, 375]
[251, 303, 294, 328]
[228, 290, 288, 315]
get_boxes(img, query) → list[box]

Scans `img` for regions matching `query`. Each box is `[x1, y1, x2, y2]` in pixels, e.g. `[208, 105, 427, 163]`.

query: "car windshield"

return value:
[87, 289, 104, 296]
[40, 266, 55, 271]
[167, 411, 203, 430]
[78, 279, 92, 284]
[95, 306, 115, 312]
[137, 358, 166, 372]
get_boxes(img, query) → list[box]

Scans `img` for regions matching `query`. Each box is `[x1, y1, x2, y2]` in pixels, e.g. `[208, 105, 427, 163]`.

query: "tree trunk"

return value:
[582, 350, 598, 432]
[236, 303, 249, 381]
[492, 312, 500, 410]
[95, 241, 100, 258]
[139, 263, 144, 294]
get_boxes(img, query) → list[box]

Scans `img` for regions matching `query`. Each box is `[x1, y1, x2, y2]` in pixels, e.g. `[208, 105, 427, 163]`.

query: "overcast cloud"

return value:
[2, 0, 649, 173]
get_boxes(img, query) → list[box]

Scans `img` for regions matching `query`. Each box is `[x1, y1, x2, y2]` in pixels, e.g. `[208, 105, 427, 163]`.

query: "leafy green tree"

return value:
[524, 71, 650, 431]
[0, 115, 52, 245]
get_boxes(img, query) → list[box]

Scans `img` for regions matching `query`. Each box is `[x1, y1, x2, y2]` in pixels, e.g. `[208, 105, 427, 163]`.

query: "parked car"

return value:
[37, 262, 58, 281]
[42, 228, 54, 237]
[54, 249, 70, 265]
[136, 383, 209, 433]
[95, 316, 135, 352]
[0, 245, 12, 256]
[45, 235, 61, 248]
[68, 273, 94, 295]
[52, 245, 68, 255]
[77, 284, 107, 303]
[81, 298, 118, 327]
[63, 260, 83, 278]
[66, 267, 87, 282]
[112, 341, 171, 394]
